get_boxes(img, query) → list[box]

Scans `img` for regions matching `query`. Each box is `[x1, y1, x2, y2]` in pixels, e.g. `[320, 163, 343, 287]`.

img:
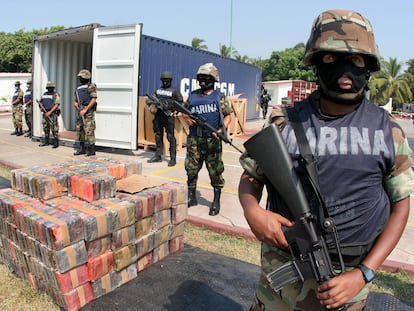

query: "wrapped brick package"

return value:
[0, 157, 187, 311]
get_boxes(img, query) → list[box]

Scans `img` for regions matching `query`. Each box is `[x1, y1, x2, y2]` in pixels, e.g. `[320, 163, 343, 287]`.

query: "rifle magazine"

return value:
[265, 261, 304, 292]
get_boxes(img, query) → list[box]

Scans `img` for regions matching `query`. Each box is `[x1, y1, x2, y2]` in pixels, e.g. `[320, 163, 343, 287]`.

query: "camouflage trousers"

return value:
[24, 104, 32, 130]
[42, 111, 59, 139]
[249, 243, 370, 311]
[11, 103, 23, 129]
[185, 136, 225, 189]
[76, 111, 96, 145]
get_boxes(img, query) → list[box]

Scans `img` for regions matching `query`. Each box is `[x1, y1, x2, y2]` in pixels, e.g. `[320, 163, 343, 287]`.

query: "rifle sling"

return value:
[284, 107, 330, 222]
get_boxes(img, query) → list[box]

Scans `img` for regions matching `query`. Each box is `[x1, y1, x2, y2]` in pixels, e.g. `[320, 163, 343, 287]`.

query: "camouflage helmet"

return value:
[160, 71, 173, 80]
[303, 9, 381, 72]
[197, 63, 220, 82]
[46, 81, 55, 88]
[77, 69, 91, 79]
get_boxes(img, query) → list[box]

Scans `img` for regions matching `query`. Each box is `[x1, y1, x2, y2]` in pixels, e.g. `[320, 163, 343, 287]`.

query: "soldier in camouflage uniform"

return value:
[38, 81, 60, 148]
[23, 80, 33, 137]
[238, 9, 414, 311]
[73, 69, 98, 157]
[10, 81, 24, 136]
[183, 63, 233, 216]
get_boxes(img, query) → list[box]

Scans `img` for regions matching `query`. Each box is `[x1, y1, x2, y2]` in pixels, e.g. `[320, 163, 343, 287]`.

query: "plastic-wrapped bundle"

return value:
[70, 174, 116, 202]
[136, 252, 153, 272]
[83, 156, 142, 179]
[153, 225, 171, 249]
[113, 244, 137, 271]
[91, 271, 116, 299]
[86, 235, 111, 258]
[153, 209, 171, 231]
[111, 224, 135, 250]
[169, 235, 185, 255]
[152, 241, 169, 263]
[115, 192, 155, 220]
[92, 197, 136, 231]
[137, 188, 171, 213]
[135, 232, 155, 259]
[135, 216, 154, 240]
[0, 188, 40, 222]
[87, 250, 114, 281]
[39, 240, 88, 273]
[53, 282, 94, 311]
[156, 182, 188, 205]
[171, 203, 188, 224]
[111, 263, 137, 287]
[46, 196, 113, 241]
[169, 221, 185, 240]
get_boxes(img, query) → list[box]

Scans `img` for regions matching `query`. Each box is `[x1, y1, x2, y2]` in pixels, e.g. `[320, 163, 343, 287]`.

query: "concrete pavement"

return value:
[0, 112, 413, 276]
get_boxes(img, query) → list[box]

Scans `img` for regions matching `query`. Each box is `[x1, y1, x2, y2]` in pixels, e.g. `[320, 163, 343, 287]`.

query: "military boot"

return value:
[188, 188, 198, 207]
[209, 188, 221, 216]
[39, 136, 49, 147]
[16, 128, 23, 136]
[168, 150, 176, 167]
[52, 139, 59, 149]
[74, 142, 86, 155]
[87, 144, 96, 156]
[10, 128, 18, 135]
[148, 155, 162, 163]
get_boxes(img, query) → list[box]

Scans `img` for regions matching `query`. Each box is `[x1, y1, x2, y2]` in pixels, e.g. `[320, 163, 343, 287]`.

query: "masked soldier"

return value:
[38, 81, 60, 148]
[23, 80, 33, 137]
[182, 63, 233, 216]
[146, 71, 183, 166]
[73, 69, 98, 157]
[239, 9, 414, 310]
[10, 81, 24, 136]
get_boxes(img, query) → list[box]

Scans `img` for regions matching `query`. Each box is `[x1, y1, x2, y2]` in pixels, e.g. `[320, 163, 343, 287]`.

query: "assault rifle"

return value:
[146, 93, 174, 117]
[243, 123, 345, 311]
[36, 99, 53, 123]
[147, 94, 244, 153]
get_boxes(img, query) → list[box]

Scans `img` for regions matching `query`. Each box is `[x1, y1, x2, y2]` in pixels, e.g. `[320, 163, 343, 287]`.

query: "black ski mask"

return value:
[316, 54, 370, 105]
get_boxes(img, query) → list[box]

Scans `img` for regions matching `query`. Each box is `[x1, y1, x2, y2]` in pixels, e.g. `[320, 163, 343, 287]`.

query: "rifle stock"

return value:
[243, 124, 344, 310]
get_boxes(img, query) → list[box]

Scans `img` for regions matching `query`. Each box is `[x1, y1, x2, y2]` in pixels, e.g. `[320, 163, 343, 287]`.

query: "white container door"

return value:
[92, 24, 142, 150]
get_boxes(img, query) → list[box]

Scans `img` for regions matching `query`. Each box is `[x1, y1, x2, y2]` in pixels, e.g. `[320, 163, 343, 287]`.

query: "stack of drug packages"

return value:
[0, 156, 188, 311]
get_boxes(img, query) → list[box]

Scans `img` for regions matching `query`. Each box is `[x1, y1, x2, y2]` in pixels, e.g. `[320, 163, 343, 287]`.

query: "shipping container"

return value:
[262, 80, 317, 107]
[31, 23, 262, 150]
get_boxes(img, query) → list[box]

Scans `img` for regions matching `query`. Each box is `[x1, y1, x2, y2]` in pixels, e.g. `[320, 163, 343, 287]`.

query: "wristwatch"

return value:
[357, 264, 376, 283]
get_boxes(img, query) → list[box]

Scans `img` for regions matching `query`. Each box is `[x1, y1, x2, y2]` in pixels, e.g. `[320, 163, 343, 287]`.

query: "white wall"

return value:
[262, 80, 293, 106]
[0, 73, 32, 111]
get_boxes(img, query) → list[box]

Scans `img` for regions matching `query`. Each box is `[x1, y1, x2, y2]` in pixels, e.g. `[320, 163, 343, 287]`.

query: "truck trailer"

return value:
[31, 23, 262, 150]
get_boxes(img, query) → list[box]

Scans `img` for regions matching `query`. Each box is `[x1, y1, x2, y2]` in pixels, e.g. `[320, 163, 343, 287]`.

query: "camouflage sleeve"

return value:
[220, 96, 233, 116]
[384, 117, 414, 202]
[55, 93, 61, 105]
[88, 83, 97, 98]
[239, 106, 287, 182]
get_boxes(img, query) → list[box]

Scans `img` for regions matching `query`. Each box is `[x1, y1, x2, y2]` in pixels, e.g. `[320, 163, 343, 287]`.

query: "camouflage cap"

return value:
[46, 81, 55, 88]
[77, 69, 91, 79]
[197, 63, 220, 82]
[303, 9, 381, 71]
[14, 81, 21, 85]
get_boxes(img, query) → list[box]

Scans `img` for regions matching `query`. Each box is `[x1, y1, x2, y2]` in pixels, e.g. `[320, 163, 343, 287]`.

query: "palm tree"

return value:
[219, 43, 238, 58]
[369, 57, 414, 108]
[191, 37, 208, 50]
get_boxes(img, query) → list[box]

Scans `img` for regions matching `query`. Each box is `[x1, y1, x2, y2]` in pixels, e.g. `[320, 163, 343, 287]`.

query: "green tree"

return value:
[369, 57, 414, 108]
[219, 43, 238, 58]
[262, 43, 315, 82]
[191, 37, 208, 50]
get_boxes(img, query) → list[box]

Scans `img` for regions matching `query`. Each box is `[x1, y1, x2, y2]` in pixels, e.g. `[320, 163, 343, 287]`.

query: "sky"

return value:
[2, 0, 413, 65]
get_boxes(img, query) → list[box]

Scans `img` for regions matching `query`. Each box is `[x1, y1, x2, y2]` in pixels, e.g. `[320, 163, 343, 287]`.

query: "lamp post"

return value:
[229, 0, 233, 58]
